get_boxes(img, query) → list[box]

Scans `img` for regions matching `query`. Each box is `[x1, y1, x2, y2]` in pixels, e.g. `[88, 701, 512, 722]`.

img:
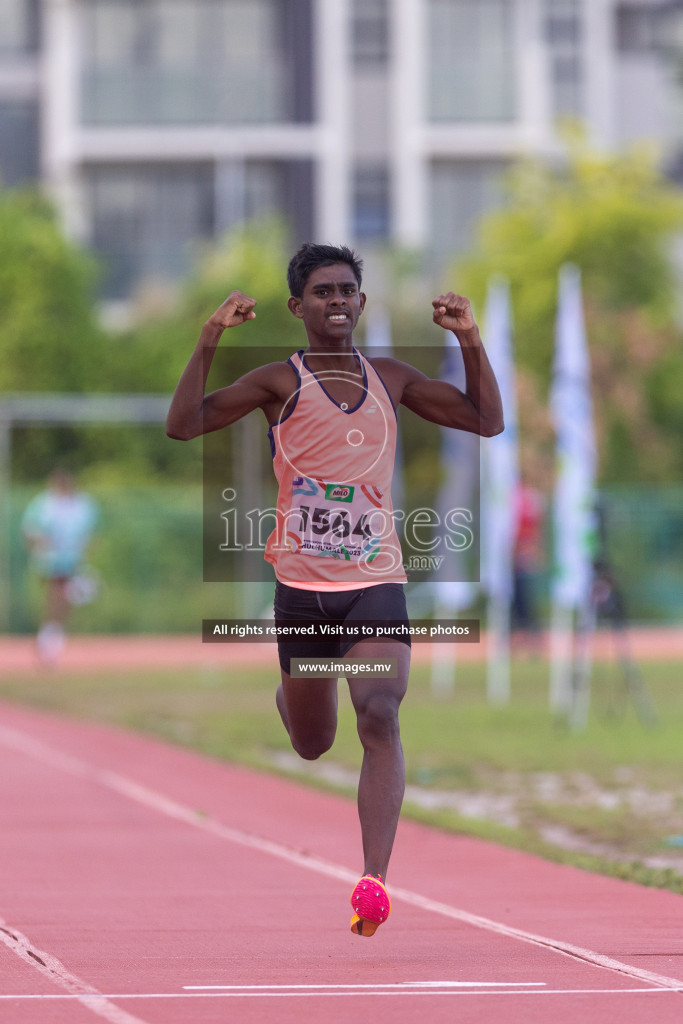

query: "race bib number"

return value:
[286, 477, 387, 563]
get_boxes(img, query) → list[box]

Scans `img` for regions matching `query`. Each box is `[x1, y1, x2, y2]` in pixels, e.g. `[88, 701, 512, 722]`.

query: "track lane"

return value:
[0, 700, 681, 1023]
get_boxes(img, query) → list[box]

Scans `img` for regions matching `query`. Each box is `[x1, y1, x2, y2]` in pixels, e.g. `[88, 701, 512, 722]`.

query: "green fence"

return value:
[8, 484, 271, 635]
[7, 483, 683, 634]
[596, 485, 683, 624]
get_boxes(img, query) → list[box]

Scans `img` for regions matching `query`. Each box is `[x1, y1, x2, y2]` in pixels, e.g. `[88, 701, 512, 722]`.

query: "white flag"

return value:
[551, 264, 597, 610]
[481, 276, 518, 704]
[429, 332, 479, 696]
[481, 276, 518, 604]
[432, 332, 480, 612]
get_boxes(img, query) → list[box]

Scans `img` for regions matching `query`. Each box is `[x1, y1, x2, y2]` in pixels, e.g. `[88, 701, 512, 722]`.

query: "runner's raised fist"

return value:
[209, 291, 257, 330]
[432, 293, 475, 333]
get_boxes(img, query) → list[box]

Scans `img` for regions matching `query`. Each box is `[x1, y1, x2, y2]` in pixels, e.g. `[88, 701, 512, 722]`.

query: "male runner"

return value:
[167, 242, 503, 936]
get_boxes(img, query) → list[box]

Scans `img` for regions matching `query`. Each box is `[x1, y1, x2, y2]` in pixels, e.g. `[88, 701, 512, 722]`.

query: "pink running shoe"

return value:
[350, 874, 391, 936]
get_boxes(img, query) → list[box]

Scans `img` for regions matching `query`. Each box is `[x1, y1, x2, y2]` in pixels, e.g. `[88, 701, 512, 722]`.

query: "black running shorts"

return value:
[273, 581, 411, 674]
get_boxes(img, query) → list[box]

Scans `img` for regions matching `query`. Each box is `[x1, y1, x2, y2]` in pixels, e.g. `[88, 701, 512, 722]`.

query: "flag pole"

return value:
[486, 594, 511, 705]
[430, 599, 459, 698]
[549, 603, 573, 713]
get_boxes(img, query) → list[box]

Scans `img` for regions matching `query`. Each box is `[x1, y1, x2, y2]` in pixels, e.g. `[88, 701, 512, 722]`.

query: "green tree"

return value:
[85, 218, 306, 483]
[456, 138, 683, 484]
[0, 189, 103, 392]
[102, 218, 303, 394]
[2, 207, 305, 483]
[0, 188, 110, 478]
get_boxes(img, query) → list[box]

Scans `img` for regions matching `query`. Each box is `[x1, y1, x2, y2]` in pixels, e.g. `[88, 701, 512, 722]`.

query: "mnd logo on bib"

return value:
[325, 484, 354, 503]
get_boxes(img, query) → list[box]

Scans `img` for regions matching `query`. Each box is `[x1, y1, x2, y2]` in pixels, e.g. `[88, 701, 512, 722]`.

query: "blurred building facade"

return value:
[2, 0, 683, 300]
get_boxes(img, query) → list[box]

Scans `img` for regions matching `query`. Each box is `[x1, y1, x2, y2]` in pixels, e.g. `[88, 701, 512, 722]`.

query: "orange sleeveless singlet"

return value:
[264, 349, 407, 591]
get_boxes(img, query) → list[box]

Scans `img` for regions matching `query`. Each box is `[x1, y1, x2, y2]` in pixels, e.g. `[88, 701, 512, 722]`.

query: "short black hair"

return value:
[287, 242, 363, 297]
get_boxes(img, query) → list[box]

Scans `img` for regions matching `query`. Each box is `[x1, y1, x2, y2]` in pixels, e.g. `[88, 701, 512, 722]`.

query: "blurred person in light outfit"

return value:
[21, 470, 99, 664]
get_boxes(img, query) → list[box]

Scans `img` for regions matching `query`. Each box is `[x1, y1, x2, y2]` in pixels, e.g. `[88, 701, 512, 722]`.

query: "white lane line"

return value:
[0, 920, 148, 1024]
[1, 722, 682, 997]
[183, 981, 547, 990]
[0, 988, 680, 1001]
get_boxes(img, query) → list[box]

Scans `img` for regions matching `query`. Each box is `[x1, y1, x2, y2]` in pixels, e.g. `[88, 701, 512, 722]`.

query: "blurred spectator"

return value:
[512, 481, 545, 650]
[21, 470, 99, 664]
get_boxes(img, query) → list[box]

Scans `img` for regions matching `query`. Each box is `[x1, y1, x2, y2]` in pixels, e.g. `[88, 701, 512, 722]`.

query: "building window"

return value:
[616, 5, 667, 55]
[215, 158, 306, 230]
[80, 0, 309, 127]
[0, 102, 39, 185]
[353, 164, 390, 240]
[429, 159, 506, 256]
[544, 0, 583, 119]
[85, 158, 313, 299]
[352, 0, 389, 67]
[0, 0, 39, 56]
[215, 157, 314, 241]
[85, 164, 215, 298]
[428, 0, 516, 123]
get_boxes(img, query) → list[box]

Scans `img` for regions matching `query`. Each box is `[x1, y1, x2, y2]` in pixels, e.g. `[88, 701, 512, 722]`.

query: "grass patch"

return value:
[1, 656, 682, 894]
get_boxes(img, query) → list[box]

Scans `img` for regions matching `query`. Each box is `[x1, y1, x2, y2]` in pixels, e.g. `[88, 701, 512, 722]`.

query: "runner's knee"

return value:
[290, 728, 336, 761]
[355, 691, 402, 748]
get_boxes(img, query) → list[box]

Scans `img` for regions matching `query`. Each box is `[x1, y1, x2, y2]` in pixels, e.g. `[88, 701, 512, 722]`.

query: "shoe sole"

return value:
[350, 913, 381, 937]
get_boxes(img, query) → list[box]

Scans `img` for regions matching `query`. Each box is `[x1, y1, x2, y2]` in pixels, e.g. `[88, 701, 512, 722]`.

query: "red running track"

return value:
[0, 699, 681, 1024]
[1, 626, 682, 678]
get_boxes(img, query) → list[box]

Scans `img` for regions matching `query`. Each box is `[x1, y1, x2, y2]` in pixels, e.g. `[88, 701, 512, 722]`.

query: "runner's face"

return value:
[289, 264, 365, 343]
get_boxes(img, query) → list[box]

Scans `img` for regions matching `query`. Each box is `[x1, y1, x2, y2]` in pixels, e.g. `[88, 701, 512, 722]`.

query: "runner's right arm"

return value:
[166, 291, 275, 440]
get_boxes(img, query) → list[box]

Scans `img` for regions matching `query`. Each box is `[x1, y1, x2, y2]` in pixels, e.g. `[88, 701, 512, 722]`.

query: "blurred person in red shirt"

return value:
[512, 481, 545, 652]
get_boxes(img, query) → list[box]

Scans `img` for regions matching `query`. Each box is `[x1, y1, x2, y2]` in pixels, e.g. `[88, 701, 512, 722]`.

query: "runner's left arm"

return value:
[398, 292, 504, 436]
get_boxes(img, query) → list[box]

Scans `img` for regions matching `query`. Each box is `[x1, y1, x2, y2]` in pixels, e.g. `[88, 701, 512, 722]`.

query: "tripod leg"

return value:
[613, 625, 658, 728]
